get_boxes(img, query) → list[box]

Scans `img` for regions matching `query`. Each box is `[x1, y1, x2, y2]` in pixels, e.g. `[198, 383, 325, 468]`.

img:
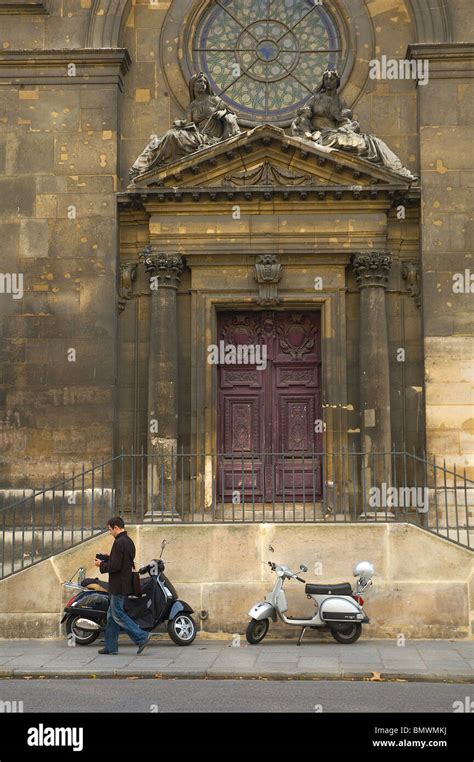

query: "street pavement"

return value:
[0, 637, 472, 681]
[1, 678, 471, 713]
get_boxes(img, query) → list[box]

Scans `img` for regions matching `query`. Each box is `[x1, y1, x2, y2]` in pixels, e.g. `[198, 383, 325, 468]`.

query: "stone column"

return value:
[353, 252, 393, 517]
[140, 246, 184, 519]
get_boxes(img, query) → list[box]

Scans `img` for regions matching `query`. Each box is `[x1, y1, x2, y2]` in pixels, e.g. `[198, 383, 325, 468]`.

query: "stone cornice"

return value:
[408, 43, 474, 61]
[118, 184, 420, 213]
[0, 0, 51, 13]
[0, 48, 131, 88]
[407, 43, 474, 78]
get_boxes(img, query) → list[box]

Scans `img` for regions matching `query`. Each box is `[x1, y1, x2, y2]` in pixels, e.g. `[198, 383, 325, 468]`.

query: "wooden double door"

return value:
[217, 310, 323, 502]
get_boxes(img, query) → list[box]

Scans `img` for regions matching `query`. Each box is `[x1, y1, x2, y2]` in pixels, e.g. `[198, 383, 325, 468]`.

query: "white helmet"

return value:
[353, 561, 374, 578]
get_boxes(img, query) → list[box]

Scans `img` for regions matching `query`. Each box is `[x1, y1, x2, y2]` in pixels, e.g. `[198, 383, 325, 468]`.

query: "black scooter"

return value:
[61, 540, 196, 646]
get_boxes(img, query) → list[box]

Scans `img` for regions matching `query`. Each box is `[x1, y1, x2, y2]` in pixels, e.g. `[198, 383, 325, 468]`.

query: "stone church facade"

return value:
[0, 0, 472, 518]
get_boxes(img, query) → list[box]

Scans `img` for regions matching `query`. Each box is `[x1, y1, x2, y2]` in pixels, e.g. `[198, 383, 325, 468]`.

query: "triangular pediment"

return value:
[129, 123, 414, 191]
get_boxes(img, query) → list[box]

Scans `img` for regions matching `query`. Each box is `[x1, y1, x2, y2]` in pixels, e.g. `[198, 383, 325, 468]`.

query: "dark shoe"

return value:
[97, 648, 118, 655]
[137, 635, 151, 655]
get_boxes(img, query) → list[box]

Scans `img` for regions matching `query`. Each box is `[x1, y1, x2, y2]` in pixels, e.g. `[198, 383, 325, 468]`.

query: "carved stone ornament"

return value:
[291, 69, 417, 181]
[223, 161, 314, 187]
[254, 254, 282, 306]
[139, 245, 184, 289]
[118, 263, 137, 312]
[129, 72, 241, 181]
[401, 261, 421, 308]
[352, 251, 392, 289]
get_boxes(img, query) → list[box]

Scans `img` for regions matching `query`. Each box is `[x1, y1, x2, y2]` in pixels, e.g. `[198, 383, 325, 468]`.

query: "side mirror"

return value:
[300, 564, 308, 573]
[268, 545, 275, 553]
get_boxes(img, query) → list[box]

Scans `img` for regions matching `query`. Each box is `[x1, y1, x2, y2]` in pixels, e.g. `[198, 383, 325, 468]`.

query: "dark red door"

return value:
[217, 311, 322, 502]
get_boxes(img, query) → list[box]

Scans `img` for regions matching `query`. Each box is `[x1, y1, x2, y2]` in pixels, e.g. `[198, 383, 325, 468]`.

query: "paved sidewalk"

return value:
[0, 637, 472, 682]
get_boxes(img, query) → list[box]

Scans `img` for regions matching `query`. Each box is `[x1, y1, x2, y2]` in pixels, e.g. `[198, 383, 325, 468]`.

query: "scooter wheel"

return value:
[65, 614, 101, 646]
[167, 613, 197, 646]
[246, 618, 269, 645]
[330, 623, 362, 644]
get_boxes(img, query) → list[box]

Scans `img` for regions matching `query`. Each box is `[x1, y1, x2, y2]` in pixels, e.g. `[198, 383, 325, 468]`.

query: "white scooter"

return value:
[246, 548, 374, 645]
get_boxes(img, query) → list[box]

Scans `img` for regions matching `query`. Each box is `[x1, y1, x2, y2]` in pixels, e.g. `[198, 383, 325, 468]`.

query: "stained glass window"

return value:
[191, 0, 344, 126]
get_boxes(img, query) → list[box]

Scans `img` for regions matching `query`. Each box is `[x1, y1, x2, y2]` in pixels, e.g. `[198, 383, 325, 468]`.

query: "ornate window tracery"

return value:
[190, 0, 345, 126]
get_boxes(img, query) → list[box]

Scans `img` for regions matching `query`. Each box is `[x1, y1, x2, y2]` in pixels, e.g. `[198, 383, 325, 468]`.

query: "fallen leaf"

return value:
[370, 671, 384, 682]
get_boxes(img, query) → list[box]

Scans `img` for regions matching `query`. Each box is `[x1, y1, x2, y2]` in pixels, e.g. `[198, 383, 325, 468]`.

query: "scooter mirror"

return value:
[353, 560, 374, 578]
[268, 545, 275, 553]
[300, 564, 308, 573]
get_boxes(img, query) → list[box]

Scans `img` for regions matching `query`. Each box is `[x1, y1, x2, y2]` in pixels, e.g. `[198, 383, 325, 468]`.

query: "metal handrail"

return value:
[0, 449, 472, 581]
[0, 454, 122, 514]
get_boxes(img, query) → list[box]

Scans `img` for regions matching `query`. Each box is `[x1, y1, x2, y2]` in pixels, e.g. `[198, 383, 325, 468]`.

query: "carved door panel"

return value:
[217, 311, 322, 502]
[271, 312, 322, 501]
[217, 313, 266, 501]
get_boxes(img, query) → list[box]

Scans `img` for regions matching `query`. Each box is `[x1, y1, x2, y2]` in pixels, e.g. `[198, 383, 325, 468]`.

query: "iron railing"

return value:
[0, 450, 472, 578]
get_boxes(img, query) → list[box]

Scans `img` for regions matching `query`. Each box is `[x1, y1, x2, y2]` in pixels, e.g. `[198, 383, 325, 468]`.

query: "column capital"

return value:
[139, 246, 184, 289]
[352, 251, 392, 289]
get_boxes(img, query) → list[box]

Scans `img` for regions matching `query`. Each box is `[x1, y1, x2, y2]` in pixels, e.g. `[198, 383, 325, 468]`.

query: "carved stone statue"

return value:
[291, 70, 417, 180]
[290, 106, 317, 141]
[129, 72, 241, 181]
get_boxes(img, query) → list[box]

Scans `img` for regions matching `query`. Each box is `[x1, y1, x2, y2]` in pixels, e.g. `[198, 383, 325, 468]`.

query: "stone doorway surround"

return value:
[194, 290, 347, 510]
[118, 123, 418, 513]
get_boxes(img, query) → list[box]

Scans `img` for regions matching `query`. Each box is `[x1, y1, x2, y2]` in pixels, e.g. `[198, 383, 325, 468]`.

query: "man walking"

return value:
[95, 517, 151, 655]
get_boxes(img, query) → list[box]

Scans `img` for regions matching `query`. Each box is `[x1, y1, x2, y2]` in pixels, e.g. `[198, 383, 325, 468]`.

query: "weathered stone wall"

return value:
[0, 45, 129, 485]
[0, 0, 471, 491]
[408, 43, 474, 476]
[0, 523, 472, 639]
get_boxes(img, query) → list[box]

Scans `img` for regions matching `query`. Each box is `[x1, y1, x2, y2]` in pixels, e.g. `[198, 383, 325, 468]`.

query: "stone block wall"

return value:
[0, 48, 129, 486]
[0, 523, 472, 639]
[408, 44, 474, 476]
[0, 0, 472, 491]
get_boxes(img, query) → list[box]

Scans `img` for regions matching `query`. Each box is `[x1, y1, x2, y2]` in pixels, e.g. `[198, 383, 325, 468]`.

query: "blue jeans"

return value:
[104, 594, 149, 652]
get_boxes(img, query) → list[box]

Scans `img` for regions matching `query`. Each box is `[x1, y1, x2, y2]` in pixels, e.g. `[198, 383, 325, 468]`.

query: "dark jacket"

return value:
[99, 530, 136, 596]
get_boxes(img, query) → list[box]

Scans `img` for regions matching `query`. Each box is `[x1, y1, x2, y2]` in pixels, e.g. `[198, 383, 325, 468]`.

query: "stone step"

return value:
[1, 529, 98, 568]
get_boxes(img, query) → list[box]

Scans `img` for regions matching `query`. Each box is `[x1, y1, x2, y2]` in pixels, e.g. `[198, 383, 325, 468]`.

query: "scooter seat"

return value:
[305, 582, 352, 596]
[82, 577, 109, 593]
